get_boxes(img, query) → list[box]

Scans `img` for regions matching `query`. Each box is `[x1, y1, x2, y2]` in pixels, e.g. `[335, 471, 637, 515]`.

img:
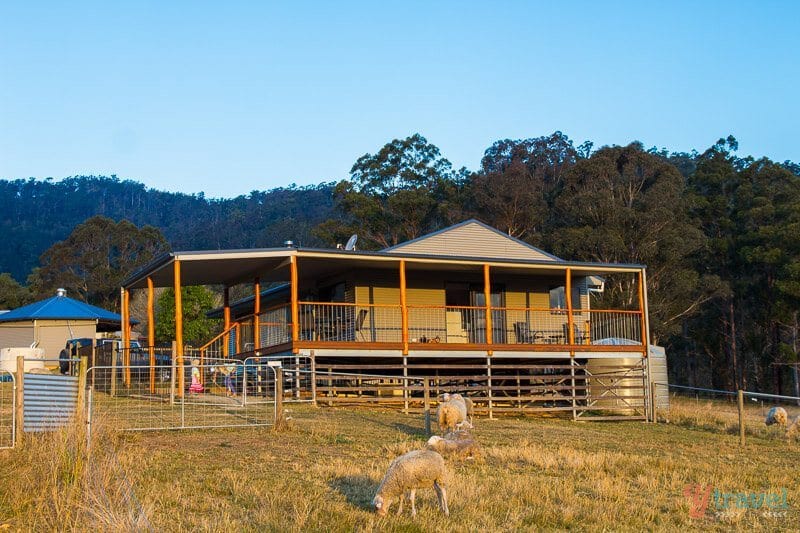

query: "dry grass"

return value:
[665, 396, 800, 441]
[1, 403, 799, 531]
[0, 419, 152, 531]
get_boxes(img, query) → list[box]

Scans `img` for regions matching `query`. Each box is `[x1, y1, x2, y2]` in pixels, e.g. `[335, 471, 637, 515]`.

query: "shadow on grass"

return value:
[392, 422, 427, 437]
[328, 475, 380, 510]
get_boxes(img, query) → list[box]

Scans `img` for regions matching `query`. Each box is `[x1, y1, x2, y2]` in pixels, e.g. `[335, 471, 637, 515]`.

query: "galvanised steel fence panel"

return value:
[23, 373, 79, 432]
[87, 362, 276, 432]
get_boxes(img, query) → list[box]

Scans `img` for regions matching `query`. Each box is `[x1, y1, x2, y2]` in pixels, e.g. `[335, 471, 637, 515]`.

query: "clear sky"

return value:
[1, 1, 798, 198]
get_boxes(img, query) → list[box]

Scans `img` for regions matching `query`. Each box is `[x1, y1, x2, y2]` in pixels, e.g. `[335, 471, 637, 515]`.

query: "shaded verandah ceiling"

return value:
[123, 247, 646, 291]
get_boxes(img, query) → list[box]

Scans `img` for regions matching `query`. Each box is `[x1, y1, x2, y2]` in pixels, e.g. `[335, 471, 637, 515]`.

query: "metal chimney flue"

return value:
[56, 288, 67, 298]
[284, 240, 295, 248]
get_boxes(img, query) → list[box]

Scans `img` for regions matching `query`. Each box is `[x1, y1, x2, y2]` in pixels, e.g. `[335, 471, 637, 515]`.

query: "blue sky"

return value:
[1, 1, 798, 198]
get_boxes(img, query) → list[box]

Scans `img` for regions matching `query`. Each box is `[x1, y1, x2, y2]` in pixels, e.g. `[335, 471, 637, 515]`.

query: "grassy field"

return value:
[1, 400, 799, 531]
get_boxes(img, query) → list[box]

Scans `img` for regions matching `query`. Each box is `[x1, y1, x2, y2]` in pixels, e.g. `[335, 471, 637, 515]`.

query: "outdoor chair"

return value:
[514, 321, 542, 344]
[354, 308, 369, 341]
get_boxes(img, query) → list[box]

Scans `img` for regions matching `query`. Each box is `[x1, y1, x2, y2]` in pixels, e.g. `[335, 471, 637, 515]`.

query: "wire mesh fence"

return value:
[653, 382, 800, 442]
[0, 370, 15, 448]
[87, 362, 276, 432]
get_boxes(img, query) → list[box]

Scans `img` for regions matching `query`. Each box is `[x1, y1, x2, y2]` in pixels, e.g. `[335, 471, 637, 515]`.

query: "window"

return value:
[549, 285, 580, 312]
[319, 282, 346, 303]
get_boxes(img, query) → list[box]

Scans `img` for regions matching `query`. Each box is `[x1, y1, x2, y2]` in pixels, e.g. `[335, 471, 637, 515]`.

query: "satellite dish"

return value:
[345, 234, 358, 251]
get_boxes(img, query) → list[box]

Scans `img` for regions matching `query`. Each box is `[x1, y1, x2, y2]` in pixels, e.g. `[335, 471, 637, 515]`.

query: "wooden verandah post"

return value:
[291, 256, 299, 354]
[147, 276, 156, 393]
[253, 277, 261, 351]
[174, 259, 184, 397]
[223, 287, 231, 357]
[122, 287, 131, 387]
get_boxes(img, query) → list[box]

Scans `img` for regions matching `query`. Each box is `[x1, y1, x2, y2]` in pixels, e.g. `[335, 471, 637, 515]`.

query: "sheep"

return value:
[426, 435, 482, 460]
[765, 406, 789, 427]
[437, 396, 467, 434]
[372, 450, 449, 517]
[449, 393, 475, 424]
[787, 416, 800, 440]
[443, 429, 473, 441]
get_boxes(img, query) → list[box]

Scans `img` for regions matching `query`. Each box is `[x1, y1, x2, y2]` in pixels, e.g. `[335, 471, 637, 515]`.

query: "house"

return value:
[0, 288, 129, 365]
[122, 219, 663, 419]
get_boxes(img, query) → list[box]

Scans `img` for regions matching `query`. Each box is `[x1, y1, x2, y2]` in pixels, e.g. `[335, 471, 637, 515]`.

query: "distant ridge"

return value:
[0, 175, 335, 281]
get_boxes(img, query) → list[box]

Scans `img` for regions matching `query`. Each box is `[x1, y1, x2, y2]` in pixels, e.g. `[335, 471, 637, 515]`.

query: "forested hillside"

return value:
[0, 177, 335, 281]
[2, 131, 799, 394]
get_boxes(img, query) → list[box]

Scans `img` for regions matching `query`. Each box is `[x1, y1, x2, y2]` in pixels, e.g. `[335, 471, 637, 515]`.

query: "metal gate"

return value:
[87, 361, 277, 432]
[23, 373, 80, 432]
[0, 370, 15, 448]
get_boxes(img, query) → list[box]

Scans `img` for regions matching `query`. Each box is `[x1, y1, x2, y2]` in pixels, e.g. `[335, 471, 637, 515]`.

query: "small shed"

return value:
[0, 289, 127, 361]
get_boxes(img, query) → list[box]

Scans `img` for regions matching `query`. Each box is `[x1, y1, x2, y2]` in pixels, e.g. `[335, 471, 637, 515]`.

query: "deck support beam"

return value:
[483, 264, 492, 355]
[400, 260, 408, 355]
[174, 259, 184, 397]
[253, 277, 261, 351]
[147, 277, 155, 393]
[291, 256, 299, 354]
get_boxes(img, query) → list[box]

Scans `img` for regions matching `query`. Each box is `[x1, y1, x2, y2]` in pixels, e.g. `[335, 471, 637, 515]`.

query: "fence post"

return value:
[90, 343, 96, 391]
[423, 377, 431, 436]
[15, 355, 24, 446]
[650, 381, 657, 423]
[486, 356, 494, 419]
[170, 343, 177, 405]
[274, 367, 286, 430]
[85, 386, 93, 454]
[310, 351, 317, 407]
[77, 355, 88, 418]
[110, 345, 117, 397]
[737, 389, 745, 446]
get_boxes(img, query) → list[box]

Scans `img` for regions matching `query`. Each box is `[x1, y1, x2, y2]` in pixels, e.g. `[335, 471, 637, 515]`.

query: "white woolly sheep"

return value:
[437, 397, 467, 434]
[765, 406, 788, 427]
[372, 450, 449, 517]
[426, 434, 482, 460]
[449, 393, 475, 424]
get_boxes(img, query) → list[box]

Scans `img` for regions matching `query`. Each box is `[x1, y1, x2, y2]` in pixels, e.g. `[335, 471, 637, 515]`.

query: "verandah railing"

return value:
[203, 303, 644, 353]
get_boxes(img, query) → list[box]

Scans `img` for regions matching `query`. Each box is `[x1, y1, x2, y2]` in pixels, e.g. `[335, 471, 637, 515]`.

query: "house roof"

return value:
[122, 220, 646, 290]
[383, 219, 562, 261]
[0, 293, 131, 325]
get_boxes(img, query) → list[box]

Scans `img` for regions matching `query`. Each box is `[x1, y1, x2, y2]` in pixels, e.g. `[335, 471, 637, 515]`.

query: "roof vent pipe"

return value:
[56, 288, 67, 298]
[284, 240, 295, 248]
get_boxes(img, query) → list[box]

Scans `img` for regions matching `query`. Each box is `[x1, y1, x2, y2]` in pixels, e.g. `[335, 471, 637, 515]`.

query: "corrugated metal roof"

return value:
[383, 219, 562, 261]
[0, 294, 128, 324]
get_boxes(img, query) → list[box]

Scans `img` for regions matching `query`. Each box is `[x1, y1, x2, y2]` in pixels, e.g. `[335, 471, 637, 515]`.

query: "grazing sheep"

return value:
[372, 450, 449, 517]
[426, 435, 482, 460]
[787, 416, 799, 440]
[437, 396, 467, 434]
[449, 393, 475, 423]
[443, 429, 472, 441]
[765, 406, 789, 427]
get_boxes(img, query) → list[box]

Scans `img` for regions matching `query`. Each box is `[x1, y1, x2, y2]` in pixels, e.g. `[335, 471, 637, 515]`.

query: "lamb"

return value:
[426, 435, 482, 460]
[437, 395, 467, 434]
[372, 450, 449, 517]
[765, 406, 789, 427]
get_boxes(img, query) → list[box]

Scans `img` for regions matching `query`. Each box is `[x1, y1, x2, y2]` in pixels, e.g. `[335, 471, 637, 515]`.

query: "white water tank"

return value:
[0, 347, 46, 373]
